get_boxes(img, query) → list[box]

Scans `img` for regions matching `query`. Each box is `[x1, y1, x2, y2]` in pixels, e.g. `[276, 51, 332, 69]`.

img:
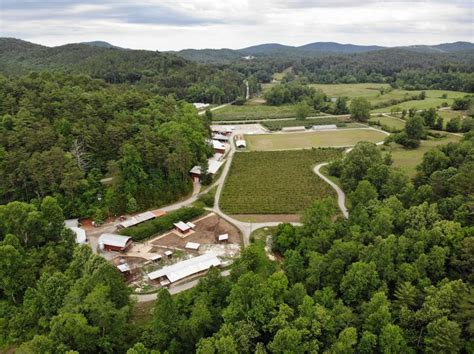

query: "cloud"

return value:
[0, 0, 472, 50]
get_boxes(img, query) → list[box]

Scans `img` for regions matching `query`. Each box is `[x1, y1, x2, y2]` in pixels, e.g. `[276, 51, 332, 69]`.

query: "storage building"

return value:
[147, 253, 222, 284]
[98, 233, 133, 252]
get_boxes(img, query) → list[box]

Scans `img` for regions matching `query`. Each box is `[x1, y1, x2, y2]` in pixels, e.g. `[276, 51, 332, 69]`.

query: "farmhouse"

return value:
[98, 233, 133, 252]
[117, 210, 160, 229]
[282, 126, 306, 132]
[313, 124, 337, 131]
[147, 253, 222, 284]
[189, 159, 224, 182]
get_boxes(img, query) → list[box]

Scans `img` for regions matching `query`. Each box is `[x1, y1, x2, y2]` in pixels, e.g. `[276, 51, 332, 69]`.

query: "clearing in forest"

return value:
[220, 149, 342, 214]
[246, 129, 387, 151]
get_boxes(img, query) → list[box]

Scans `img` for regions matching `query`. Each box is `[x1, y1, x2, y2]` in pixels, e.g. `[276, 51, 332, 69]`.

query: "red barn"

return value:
[98, 233, 133, 252]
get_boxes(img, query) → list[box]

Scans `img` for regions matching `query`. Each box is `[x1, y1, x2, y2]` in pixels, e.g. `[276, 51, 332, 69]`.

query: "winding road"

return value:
[133, 122, 390, 301]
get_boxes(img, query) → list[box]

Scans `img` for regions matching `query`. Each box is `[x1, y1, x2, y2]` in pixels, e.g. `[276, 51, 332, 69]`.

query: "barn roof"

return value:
[147, 253, 221, 282]
[98, 233, 131, 248]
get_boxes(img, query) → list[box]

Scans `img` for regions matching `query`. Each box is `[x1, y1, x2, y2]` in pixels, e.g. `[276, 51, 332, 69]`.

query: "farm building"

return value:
[174, 221, 195, 234]
[149, 254, 162, 262]
[185, 242, 200, 250]
[189, 159, 224, 181]
[210, 139, 226, 154]
[64, 219, 87, 244]
[98, 233, 133, 252]
[235, 139, 247, 149]
[147, 253, 222, 284]
[211, 125, 234, 136]
[313, 124, 337, 131]
[117, 210, 162, 229]
[211, 153, 224, 161]
[218, 233, 229, 242]
[212, 133, 229, 142]
[282, 126, 306, 132]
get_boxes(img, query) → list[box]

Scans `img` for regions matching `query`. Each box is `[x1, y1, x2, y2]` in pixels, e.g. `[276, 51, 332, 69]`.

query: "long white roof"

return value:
[118, 211, 156, 228]
[147, 253, 221, 282]
[98, 233, 131, 248]
[212, 140, 226, 150]
[190, 159, 224, 175]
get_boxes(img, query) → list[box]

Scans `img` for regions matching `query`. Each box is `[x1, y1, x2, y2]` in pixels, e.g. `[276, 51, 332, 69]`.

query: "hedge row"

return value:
[119, 206, 205, 241]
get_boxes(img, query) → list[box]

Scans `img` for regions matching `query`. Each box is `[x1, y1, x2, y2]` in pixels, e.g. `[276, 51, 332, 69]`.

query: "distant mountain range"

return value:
[171, 41, 474, 62]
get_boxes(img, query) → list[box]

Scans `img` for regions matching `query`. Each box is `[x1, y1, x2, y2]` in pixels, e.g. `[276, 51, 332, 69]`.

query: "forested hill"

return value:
[0, 38, 246, 103]
[0, 72, 213, 218]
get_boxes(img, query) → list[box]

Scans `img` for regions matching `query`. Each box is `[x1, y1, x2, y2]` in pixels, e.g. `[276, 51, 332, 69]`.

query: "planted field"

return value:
[385, 133, 462, 177]
[212, 104, 320, 121]
[221, 149, 342, 214]
[246, 128, 387, 151]
[262, 116, 350, 130]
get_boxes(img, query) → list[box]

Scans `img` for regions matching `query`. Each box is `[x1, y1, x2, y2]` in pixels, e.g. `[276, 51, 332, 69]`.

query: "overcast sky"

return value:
[1, 0, 472, 50]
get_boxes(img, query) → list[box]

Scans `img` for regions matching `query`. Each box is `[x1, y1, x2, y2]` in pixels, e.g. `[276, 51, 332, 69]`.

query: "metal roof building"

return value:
[313, 124, 337, 131]
[189, 159, 224, 176]
[148, 253, 221, 283]
[70, 227, 87, 244]
[117, 211, 156, 229]
[98, 233, 133, 252]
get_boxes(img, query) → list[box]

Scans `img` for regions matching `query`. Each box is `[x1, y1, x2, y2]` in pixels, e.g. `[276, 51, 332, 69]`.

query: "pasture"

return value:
[246, 128, 388, 151]
[369, 115, 406, 131]
[385, 133, 462, 177]
[310, 83, 391, 99]
[220, 149, 342, 214]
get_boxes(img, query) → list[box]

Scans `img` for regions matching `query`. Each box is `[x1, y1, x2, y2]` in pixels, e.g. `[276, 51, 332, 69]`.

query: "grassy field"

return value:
[212, 103, 321, 121]
[369, 115, 406, 131]
[262, 116, 351, 130]
[309, 83, 467, 113]
[221, 149, 342, 214]
[310, 83, 391, 99]
[385, 133, 462, 177]
[246, 129, 388, 150]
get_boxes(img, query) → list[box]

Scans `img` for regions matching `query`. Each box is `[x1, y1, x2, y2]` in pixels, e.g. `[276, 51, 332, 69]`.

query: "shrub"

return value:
[197, 188, 216, 207]
[119, 206, 205, 241]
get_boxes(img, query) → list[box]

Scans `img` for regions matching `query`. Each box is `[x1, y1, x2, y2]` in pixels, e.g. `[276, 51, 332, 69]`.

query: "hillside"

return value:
[0, 38, 246, 103]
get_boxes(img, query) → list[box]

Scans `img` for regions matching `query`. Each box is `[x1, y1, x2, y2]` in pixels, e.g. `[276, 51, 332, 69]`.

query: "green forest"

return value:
[1, 134, 472, 352]
[0, 72, 213, 219]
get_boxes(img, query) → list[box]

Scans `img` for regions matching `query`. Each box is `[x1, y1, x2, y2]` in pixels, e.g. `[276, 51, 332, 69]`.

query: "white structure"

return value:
[117, 211, 156, 229]
[149, 254, 162, 262]
[236, 139, 247, 148]
[187, 221, 196, 230]
[185, 242, 200, 250]
[210, 153, 223, 161]
[218, 233, 229, 242]
[190, 159, 224, 177]
[117, 263, 131, 272]
[211, 125, 234, 135]
[147, 253, 222, 283]
[282, 126, 306, 132]
[174, 221, 192, 233]
[313, 124, 338, 131]
[98, 233, 132, 251]
[165, 250, 173, 257]
[212, 133, 229, 142]
[64, 219, 87, 244]
[193, 103, 210, 110]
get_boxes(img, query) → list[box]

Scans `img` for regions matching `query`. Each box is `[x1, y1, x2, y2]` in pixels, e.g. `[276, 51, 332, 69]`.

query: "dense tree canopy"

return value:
[0, 73, 213, 218]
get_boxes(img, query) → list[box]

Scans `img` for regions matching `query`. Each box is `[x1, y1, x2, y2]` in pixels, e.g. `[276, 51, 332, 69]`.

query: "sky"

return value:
[0, 0, 472, 50]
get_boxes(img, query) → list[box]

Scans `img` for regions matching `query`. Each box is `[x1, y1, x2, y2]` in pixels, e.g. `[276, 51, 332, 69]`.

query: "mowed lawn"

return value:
[246, 129, 388, 150]
[387, 133, 462, 177]
[220, 149, 342, 214]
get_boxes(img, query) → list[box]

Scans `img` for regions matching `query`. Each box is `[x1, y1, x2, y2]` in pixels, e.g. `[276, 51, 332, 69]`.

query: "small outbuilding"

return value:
[98, 233, 133, 252]
[185, 242, 200, 250]
[218, 233, 229, 242]
[174, 221, 191, 234]
[312, 124, 337, 131]
[189, 159, 224, 182]
[211, 139, 226, 154]
[212, 133, 229, 142]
